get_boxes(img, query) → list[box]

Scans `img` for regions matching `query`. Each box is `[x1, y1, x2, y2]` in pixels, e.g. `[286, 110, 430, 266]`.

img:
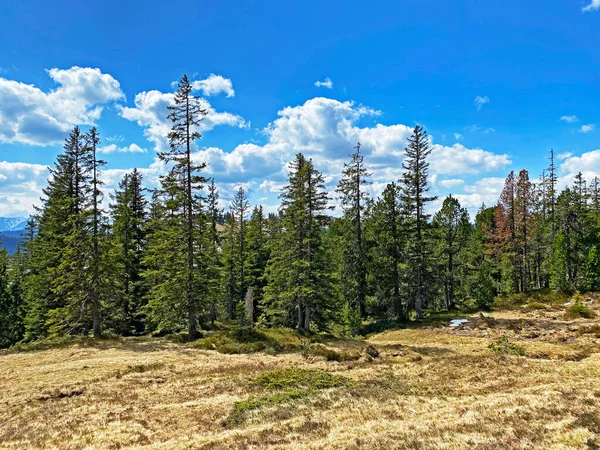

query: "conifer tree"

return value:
[336, 142, 372, 318]
[231, 187, 250, 306]
[158, 74, 208, 336]
[400, 125, 436, 319]
[515, 169, 534, 293]
[263, 154, 334, 330]
[367, 182, 405, 319]
[0, 248, 22, 348]
[432, 195, 471, 310]
[110, 169, 148, 334]
[245, 206, 270, 322]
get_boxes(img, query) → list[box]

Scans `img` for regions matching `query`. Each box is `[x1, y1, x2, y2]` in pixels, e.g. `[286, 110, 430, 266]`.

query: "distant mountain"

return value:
[0, 233, 22, 254]
[0, 217, 28, 232]
[0, 217, 28, 254]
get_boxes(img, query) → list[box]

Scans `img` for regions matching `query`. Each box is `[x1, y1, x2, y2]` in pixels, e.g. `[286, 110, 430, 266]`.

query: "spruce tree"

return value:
[336, 142, 372, 318]
[263, 154, 334, 331]
[367, 182, 405, 319]
[231, 187, 250, 307]
[245, 206, 270, 322]
[110, 169, 148, 334]
[400, 125, 436, 319]
[159, 74, 208, 336]
[432, 195, 471, 310]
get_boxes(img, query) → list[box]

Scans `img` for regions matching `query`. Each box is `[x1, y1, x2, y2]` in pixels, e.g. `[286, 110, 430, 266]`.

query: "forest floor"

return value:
[3, 295, 600, 449]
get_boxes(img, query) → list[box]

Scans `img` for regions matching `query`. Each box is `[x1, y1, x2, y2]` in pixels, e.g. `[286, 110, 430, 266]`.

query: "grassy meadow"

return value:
[2, 294, 600, 449]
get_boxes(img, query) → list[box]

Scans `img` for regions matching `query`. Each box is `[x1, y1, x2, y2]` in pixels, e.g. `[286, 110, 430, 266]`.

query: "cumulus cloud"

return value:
[0, 161, 50, 216]
[560, 150, 600, 176]
[118, 89, 248, 152]
[0, 67, 123, 145]
[560, 115, 579, 123]
[454, 133, 463, 141]
[581, 124, 596, 133]
[438, 179, 465, 189]
[430, 144, 511, 175]
[314, 78, 333, 89]
[474, 96, 490, 111]
[191, 74, 235, 98]
[583, 0, 600, 11]
[98, 143, 147, 154]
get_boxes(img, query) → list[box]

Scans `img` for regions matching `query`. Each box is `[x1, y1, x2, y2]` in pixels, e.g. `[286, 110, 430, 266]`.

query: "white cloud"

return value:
[560, 150, 600, 176]
[474, 96, 490, 111]
[5, 93, 512, 217]
[581, 124, 596, 133]
[191, 74, 235, 98]
[430, 144, 511, 175]
[0, 66, 124, 145]
[483, 127, 496, 134]
[98, 143, 147, 154]
[118, 89, 248, 153]
[557, 152, 572, 160]
[560, 115, 579, 123]
[439, 179, 465, 189]
[454, 133, 463, 141]
[314, 78, 333, 89]
[583, 0, 600, 12]
[0, 161, 50, 216]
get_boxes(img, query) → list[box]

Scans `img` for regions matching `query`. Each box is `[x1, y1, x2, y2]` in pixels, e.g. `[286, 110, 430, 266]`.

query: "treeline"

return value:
[1, 75, 599, 348]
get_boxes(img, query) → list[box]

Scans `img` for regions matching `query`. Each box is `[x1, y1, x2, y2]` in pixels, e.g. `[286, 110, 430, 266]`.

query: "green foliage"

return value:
[566, 293, 596, 319]
[253, 368, 353, 390]
[228, 390, 308, 426]
[488, 336, 526, 356]
[262, 154, 336, 331]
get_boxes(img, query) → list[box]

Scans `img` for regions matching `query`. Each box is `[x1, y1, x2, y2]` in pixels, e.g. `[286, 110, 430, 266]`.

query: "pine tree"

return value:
[85, 127, 106, 337]
[432, 195, 471, 310]
[336, 142, 372, 318]
[110, 169, 148, 334]
[400, 125, 436, 319]
[550, 230, 570, 293]
[231, 187, 250, 308]
[205, 179, 221, 324]
[263, 154, 334, 331]
[367, 182, 405, 319]
[159, 74, 209, 336]
[0, 248, 22, 348]
[515, 169, 534, 293]
[245, 206, 270, 322]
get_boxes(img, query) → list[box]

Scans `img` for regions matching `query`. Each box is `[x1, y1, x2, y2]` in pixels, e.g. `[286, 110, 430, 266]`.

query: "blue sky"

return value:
[0, 0, 599, 217]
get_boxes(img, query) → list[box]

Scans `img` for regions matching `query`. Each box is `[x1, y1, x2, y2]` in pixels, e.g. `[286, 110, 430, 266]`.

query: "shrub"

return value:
[488, 336, 526, 356]
[253, 368, 354, 390]
[228, 390, 308, 426]
[525, 302, 550, 311]
[566, 293, 596, 319]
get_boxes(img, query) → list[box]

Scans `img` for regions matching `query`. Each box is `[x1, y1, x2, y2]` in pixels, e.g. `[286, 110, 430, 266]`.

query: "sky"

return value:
[0, 0, 599, 218]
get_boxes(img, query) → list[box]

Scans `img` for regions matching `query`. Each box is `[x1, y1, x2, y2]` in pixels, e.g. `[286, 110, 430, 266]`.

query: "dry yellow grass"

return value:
[3, 301, 600, 449]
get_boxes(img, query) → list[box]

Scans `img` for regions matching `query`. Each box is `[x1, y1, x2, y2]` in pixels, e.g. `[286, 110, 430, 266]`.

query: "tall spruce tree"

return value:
[432, 195, 471, 310]
[336, 142, 372, 318]
[263, 154, 334, 330]
[110, 169, 148, 334]
[367, 182, 405, 319]
[159, 74, 208, 336]
[400, 125, 436, 319]
[231, 187, 250, 307]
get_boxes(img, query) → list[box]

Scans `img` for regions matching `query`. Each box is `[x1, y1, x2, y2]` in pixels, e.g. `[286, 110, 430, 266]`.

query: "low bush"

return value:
[488, 336, 526, 356]
[566, 293, 596, 319]
[253, 368, 353, 390]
